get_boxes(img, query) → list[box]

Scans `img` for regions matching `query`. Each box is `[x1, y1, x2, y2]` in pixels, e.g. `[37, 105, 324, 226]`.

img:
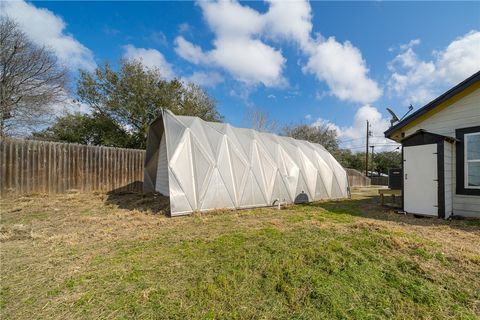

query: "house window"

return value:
[465, 132, 480, 189]
[456, 126, 480, 196]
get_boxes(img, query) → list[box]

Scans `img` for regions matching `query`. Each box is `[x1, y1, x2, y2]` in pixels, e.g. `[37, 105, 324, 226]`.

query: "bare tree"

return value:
[0, 16, 67, 136]
[245, 109, 278, 133]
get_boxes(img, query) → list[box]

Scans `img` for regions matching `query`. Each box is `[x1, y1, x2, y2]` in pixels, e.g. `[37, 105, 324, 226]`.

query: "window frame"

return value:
[456, 126, 480, 196]
[464, 132, 480, 189]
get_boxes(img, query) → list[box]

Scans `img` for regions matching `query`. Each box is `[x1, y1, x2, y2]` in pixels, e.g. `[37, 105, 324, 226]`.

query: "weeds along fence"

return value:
[0, 138, 145, 196]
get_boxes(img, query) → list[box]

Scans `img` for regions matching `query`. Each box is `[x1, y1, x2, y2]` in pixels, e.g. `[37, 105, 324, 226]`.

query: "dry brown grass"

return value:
[1, 188, 479, 319]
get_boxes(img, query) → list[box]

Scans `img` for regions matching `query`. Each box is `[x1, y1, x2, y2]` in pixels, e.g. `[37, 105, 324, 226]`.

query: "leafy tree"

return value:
[334, 149, 365, 171]
[372, 150, 401, 174]
[282, 123, 339, 153]
[0, 16, 67, 136]
[38, 59, 223, 148]
[33, 113, 138, 147]
[335, 149, 401, 174]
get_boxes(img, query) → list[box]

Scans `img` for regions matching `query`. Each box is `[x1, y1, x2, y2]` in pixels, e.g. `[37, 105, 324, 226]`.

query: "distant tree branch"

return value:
[246, 109, 278, 133]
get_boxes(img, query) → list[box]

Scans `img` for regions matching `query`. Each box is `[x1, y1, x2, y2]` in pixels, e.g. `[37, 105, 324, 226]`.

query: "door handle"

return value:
[405, 173, 408, 180]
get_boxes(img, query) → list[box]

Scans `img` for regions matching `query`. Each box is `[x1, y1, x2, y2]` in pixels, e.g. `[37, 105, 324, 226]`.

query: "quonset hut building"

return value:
[144, 109, 349, 216]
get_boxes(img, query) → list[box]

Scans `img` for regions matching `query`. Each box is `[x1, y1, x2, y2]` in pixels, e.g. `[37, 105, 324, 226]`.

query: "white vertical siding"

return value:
[155, 133, 169, 196]
[402, 87, 480, 217]
[444, 142, 453, 218]
[403, 88, 480, 138]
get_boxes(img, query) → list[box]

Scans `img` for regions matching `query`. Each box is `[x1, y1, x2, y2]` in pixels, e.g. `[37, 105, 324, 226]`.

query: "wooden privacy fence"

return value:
[371, 176, 389, 186]
[346, 168, 371, 187]
[0, 138, 145, 196]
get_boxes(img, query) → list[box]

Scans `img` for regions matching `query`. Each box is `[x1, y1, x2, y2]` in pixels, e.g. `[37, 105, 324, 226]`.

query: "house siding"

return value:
[402, 88, 480, 138]
[401, 87, 480, 217]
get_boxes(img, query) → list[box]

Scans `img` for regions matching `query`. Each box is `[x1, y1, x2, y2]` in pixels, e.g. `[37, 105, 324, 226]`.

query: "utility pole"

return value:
[370, 145, 375, 176]
[365, 120, 370, 176]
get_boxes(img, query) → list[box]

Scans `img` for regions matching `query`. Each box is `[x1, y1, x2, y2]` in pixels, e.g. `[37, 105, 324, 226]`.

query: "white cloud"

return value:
[2, 0, 96, 71]
[187, 1, 286, 87]
[400, 38, 421, 50]
[123, 45, 174, 79]
[263, 0, 312, 48]
[210, 37, 286, 86]
[148, 31, 168, 46]
[175, 35, 286, 87]
[178, 23, 192, 34]
[388, 48, 418, 69]
[388, 31, 480, 105]
[312, 105, 399, 152]
[198, 0, 264, 38]
[311, 117, 341, 133]
[436, 31, 480, 83]
[304, 37, 382, 104]
[174, 0, 380, 102]
[184, 71, 223, 87]
[174, 36, 209, 64]
[174, 5, 286, 87]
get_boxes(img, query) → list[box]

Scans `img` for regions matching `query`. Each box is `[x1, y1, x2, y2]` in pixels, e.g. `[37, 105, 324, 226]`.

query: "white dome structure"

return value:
[144, 109, 349, 216]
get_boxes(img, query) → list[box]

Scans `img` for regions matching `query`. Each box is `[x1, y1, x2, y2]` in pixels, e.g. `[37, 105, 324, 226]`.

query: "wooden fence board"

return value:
[0, 138, 145, 195]
[0, 139, 5, 196]
[346, 168, 371, 187]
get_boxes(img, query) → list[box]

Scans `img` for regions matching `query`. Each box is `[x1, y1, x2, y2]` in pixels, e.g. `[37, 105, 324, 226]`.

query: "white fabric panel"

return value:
[149, 109, 348, 216]
[191, 136, 213, 204]
[168, 172, 193, 215]
[201, 168, 236, 210]
[155, 133, 169, 195]
[164, 112, 186, 162]
[216, 137, 237, 205]
[170, 132, 197, 210]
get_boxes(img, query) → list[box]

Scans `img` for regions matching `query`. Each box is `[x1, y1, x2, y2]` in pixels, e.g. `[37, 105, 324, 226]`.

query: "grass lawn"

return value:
[1, 188, 479, 319]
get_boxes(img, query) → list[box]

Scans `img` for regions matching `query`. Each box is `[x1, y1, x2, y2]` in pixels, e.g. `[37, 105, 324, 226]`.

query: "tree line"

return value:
[0, 15, 400, 173]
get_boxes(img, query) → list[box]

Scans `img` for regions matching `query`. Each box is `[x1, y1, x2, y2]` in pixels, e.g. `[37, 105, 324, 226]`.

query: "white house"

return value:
[384, 71, 480, 218]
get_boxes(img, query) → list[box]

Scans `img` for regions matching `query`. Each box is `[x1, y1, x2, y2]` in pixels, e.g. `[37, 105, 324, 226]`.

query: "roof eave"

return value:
[383, 70, 480, 139]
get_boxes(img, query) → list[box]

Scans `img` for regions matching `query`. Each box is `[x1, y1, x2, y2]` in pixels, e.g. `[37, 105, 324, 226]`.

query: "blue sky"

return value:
[4, 1, 480, 150]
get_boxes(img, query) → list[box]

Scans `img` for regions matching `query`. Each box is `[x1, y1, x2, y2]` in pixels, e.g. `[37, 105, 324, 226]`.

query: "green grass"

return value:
[1, 188, 479, 319]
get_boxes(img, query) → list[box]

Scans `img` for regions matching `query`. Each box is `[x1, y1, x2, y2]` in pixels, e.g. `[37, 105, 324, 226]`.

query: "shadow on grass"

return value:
[304, 193, 480, 232]
[105, 181, 170, 215]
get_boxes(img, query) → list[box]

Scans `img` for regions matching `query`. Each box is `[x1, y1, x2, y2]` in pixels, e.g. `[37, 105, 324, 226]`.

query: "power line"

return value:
[348, 144, 400, 150]
[338, 137, 364, 143]
[349, 143, 401, 147]
[339, 135, 392, 144]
